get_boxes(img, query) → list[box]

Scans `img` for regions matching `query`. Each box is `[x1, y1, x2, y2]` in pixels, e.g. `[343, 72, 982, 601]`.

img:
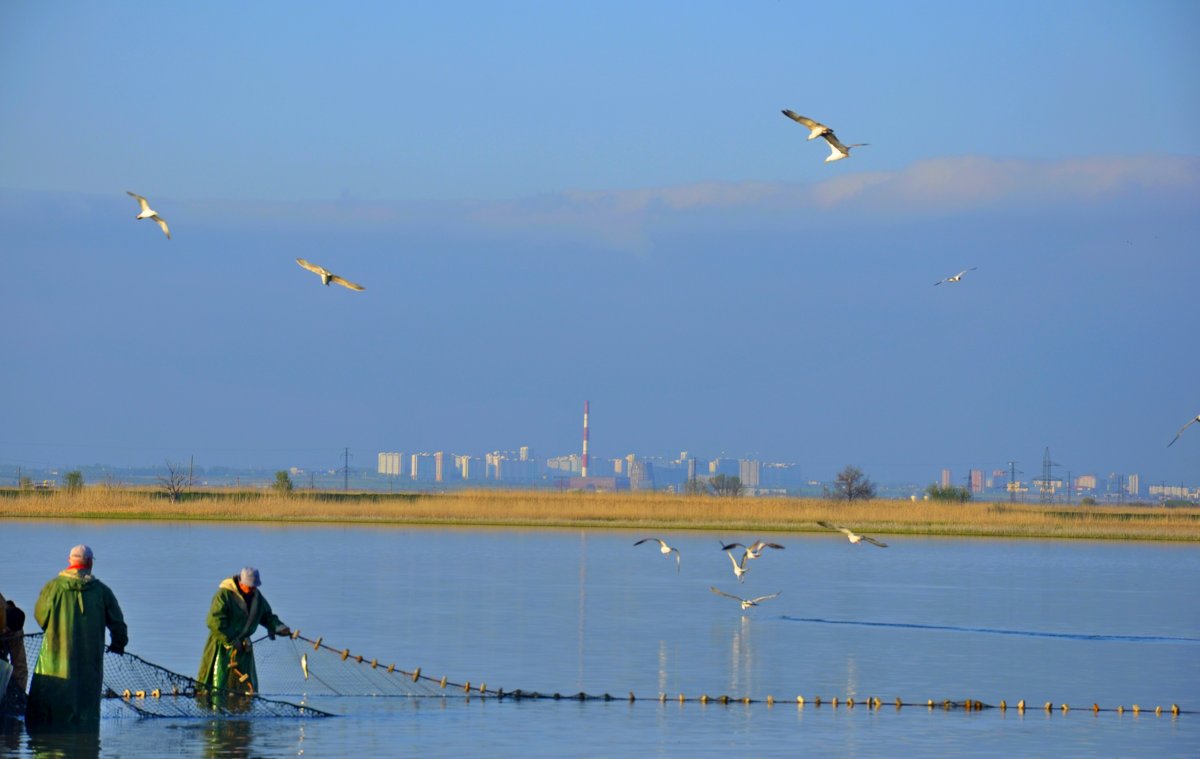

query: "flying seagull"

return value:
[709, 587, 781, 611]
[817, 521, 888, 548]
[634, 538, 680, 572]
[780, 110, 833, 141]
[934, 267, 978, 286]
[126, 191, 170, 239]
[781, 110, 868, 162]
[296, 258, 365, 291]
[818, 131, 869, 163]
[1168, 414, 1200, 447]
[720, 539, 785, 563]
[726, 550, 749, 583]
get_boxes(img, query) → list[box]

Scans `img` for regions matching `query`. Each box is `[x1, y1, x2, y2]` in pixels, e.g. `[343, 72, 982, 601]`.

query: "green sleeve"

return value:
[104, 584, 129, 649]
[32, 579, 56, 630]
[257, 595, 285, 634]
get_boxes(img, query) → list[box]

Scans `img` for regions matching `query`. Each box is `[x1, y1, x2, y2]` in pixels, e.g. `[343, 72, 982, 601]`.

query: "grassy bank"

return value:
[2, 488, 1199, 541]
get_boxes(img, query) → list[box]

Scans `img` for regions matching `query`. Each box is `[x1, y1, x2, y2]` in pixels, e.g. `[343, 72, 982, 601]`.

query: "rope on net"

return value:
[249, 632, 1190, 717]
[16, 632, 329, 719]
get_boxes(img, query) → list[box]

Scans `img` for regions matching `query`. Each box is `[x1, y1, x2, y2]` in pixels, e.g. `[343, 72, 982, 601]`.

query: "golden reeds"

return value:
[1, 488, 1197, 541]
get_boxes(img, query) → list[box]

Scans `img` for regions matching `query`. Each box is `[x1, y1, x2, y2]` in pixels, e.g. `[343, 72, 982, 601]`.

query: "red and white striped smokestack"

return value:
[581, 400, 590, 478]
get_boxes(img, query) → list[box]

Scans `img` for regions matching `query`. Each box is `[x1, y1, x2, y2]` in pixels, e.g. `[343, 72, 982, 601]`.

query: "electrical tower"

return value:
[337, 447, 353, 492]
[1007, 461, 1022, 502]
[1039, 447, 1061, 503]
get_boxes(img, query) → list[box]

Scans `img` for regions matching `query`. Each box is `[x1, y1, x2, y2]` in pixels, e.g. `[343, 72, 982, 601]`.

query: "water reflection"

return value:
[657, 640, 668, 694]
[576, 532, 586, 691]
[842, 653, 860, 700]
[24, 727, 101, 759]
[727, 616, 754, 695]
[203, 720, 252, 759]
[1, 717, 23, 755]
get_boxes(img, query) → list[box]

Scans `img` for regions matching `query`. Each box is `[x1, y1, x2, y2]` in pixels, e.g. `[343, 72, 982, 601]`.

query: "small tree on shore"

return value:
[709, 474, 744, 497]
[273, 470, 294, 496]
[158, 460, 188, 502]
[63, 470, 85, 494]
[833, 465, 876, 501]
[925, 484, 971, 502]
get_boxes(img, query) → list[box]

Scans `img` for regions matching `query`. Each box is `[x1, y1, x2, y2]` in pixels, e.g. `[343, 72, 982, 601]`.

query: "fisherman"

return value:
[25, 544, 128, 727]
[0, 591, 29, 716]
[197, 567, 290, 698]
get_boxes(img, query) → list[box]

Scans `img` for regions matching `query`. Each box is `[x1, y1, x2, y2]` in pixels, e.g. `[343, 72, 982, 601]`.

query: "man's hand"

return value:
[108, 642, 125, 655]
[277, 626, 291, 638]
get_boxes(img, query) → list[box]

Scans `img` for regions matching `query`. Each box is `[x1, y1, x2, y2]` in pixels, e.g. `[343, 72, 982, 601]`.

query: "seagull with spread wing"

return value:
[817, 521, 888, 548]
[720, 539, 785, 564]
[296, 258, 365, 291]
[934, 267, 978, 286]
[126, 191, 170, 239]
[780, 110, 833, 141]
[1168, 413, 1200, 447]
[725, 551, 749, 583]
[709, 587, 781, 611]
[781, 110, 869, 162]
[634, 538, 681, 572]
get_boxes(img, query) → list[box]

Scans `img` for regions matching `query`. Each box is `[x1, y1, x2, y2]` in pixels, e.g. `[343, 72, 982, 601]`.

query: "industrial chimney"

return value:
[582, 400, 590, 478]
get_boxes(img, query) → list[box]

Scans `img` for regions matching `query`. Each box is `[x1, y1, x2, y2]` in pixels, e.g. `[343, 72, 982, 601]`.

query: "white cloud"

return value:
[458, 155, 1200, 249]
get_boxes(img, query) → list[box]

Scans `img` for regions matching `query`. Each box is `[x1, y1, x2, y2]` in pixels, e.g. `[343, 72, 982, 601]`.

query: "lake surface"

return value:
[1, 521, 1197, 757]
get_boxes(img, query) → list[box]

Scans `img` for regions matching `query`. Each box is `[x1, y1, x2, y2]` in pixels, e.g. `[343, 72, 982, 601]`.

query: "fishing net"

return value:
[10, 633, 329, 719]
[13, 632, 1184, 718]
[252, 632, 522, 699]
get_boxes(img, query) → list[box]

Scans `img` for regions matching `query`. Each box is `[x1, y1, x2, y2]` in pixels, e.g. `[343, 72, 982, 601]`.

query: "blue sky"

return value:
[1, 1, 1197, 486]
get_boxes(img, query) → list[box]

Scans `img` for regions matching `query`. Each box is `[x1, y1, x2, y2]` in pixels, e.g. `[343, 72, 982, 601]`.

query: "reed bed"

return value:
[2, 488, 1198, 541]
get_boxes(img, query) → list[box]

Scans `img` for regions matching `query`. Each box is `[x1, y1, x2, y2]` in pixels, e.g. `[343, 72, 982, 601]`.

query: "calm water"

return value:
[1, 521, 1197, 757]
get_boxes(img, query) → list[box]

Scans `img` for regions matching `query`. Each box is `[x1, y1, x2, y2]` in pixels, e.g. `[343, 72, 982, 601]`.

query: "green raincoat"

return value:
[26, 568, 127, 726]
[196, 577, 286, 695]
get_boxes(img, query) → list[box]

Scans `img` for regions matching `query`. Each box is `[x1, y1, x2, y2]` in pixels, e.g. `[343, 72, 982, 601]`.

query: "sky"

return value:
[1, 1, 1198, 487]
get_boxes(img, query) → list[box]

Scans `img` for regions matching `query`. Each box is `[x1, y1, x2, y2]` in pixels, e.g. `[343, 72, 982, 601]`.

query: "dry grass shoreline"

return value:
[2, 488, 1199, 542]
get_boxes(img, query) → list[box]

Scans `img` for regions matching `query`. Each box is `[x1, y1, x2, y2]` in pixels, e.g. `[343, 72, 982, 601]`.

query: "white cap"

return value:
[69, 544, 94, 562]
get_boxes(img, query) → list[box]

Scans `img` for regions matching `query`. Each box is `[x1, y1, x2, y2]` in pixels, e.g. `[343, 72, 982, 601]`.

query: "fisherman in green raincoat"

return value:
[196, 567, 289, 698]
[26, 544, 127, 728]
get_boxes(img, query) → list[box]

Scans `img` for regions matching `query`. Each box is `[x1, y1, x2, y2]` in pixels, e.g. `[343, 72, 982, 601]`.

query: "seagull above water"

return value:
[934, 267, 978, 286]
[720, 539, 785, 563]
[726, 551, 749, 583]
[1168, 414, 1200, 447]
[817, 521, 888, 548]
[781, 110, 868, 162]
[634, 538, 681, 572]
[126, 191, 170, 239]
[709, 587, 781, 611]
[296, 258, 365, 291]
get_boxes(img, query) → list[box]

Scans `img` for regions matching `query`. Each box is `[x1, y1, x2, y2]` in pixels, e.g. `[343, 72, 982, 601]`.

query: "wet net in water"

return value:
[11, 631, 1188, 719]
[12, 633, 329, 719]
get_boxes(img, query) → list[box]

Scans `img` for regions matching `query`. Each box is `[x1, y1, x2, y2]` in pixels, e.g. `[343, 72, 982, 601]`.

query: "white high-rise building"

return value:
[377, 452, 403, 476]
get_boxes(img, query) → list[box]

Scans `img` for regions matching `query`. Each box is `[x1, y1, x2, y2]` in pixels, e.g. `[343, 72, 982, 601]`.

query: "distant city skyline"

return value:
[5, 438, 1189, 502]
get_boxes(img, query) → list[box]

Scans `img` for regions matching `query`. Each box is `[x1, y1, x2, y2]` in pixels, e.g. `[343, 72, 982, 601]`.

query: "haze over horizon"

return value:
[2, 1, 1197, 487]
